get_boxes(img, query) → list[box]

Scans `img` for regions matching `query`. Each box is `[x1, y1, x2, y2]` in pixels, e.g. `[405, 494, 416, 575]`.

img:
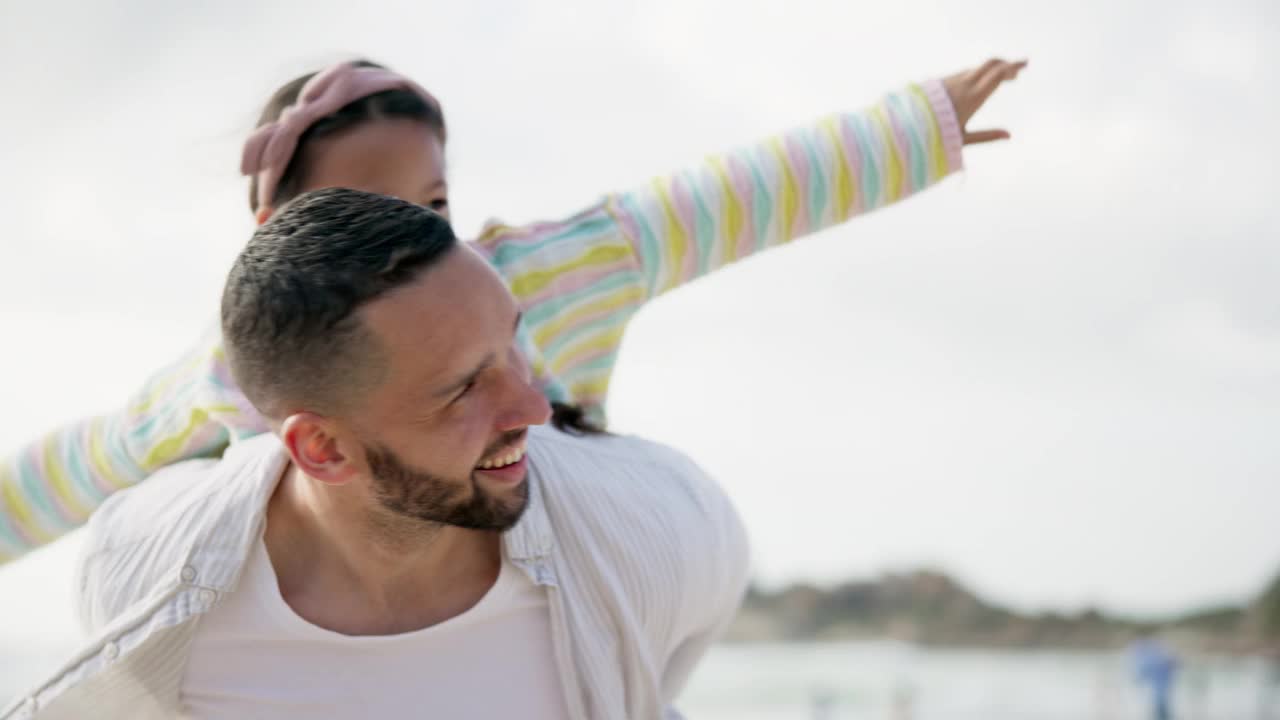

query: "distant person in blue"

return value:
[1131, 636, 1178, 720]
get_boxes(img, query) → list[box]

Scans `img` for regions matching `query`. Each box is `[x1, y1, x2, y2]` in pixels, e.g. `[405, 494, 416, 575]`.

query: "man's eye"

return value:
[453, 380, 476, 402]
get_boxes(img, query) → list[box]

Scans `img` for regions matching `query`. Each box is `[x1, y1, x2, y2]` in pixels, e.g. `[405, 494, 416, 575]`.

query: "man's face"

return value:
[345, 245, 551, 531]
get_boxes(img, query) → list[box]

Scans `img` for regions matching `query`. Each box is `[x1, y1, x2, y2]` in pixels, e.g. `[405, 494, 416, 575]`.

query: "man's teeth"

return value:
[478, 446, 526, 470]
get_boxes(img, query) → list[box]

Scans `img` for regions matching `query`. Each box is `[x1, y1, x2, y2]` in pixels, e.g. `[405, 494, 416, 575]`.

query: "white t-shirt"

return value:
[180, 537, 570, 719]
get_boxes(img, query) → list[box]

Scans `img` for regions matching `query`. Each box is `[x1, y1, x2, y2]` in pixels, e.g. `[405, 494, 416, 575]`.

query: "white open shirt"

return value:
[4, 426, 749, 720]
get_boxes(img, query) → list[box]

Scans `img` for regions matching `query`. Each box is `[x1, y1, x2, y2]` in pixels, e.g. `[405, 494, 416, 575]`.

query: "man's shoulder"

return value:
[86, 458, 221, 552]
[526, 426, 733, 544]
[85, 433, 279, 554]
[529, 426, 710, 498]
[525, 426, 750, 639]
[77, 434, 284, 632]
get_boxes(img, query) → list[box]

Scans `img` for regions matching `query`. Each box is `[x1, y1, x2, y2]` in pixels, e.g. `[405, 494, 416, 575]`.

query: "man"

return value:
[7, 189, 748, 720]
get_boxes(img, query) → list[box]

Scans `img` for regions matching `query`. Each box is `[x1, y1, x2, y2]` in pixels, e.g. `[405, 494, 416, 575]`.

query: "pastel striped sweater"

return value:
[0, 79, 963, 563]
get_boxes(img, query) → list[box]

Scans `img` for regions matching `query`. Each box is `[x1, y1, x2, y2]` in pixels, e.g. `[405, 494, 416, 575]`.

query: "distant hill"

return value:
[725, 568, 1280, 652]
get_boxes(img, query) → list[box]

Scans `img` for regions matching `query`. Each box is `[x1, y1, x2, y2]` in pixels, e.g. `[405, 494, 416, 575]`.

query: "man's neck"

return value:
[262, 464, 502, 636]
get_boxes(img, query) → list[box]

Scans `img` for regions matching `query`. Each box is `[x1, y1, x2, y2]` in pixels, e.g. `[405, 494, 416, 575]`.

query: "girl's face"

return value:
[282, 117, 449, 222]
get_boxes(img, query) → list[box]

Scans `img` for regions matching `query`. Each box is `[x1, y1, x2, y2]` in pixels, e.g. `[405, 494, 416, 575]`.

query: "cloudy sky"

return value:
[0, 0, 1277, 655]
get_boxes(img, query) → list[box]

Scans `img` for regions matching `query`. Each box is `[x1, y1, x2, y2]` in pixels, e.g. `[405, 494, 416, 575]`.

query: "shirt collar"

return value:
[501, 438, 554, 562]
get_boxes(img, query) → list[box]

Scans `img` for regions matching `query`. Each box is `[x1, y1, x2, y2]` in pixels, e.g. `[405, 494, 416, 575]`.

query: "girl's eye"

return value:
[428, 198, 449, 211]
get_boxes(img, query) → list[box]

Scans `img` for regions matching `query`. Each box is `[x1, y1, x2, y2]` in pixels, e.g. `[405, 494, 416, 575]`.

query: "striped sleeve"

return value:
[473, 205, 647, 420]
[0, 416, 142, 561]
[610, 79, 964, 297]
[0, 322, 267, 564]
[479, 79, 963, 419]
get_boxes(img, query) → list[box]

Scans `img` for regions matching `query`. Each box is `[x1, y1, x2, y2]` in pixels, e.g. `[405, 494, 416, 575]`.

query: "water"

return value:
[3, 640, 1275, 718]
[678, 642, 1275, 720]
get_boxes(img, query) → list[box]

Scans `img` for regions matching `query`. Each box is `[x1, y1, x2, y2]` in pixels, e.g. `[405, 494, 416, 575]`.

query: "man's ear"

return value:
[280, 412, 361, 486]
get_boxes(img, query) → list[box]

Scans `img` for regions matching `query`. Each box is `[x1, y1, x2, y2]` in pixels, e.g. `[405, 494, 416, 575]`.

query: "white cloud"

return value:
[1142, 300, 1280, 379]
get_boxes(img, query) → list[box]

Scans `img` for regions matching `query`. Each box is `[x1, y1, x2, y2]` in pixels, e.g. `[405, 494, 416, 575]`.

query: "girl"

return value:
[0, 56, 1026, 563]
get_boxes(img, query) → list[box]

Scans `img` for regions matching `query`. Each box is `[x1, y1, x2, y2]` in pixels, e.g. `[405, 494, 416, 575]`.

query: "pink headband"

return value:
[241, 62, 441, 211]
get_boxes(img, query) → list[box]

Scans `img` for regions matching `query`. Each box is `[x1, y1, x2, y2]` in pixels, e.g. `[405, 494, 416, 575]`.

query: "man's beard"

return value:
[364, 443, 529, 532]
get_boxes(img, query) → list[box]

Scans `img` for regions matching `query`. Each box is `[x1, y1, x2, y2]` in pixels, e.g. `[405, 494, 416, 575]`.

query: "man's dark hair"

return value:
[222, 187, 456, 419]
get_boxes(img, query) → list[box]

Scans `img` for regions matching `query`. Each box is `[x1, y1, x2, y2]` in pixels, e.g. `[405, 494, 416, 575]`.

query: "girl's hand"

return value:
[943, 58, 1028, 145]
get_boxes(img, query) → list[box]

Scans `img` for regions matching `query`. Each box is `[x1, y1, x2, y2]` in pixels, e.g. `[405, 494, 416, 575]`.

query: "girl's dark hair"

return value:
[550, 402, 606, 436]
[248, 60, 447, 213]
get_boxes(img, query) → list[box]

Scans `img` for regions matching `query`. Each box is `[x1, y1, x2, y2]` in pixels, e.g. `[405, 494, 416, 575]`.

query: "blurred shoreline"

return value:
[728, 568, 1280, 654]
